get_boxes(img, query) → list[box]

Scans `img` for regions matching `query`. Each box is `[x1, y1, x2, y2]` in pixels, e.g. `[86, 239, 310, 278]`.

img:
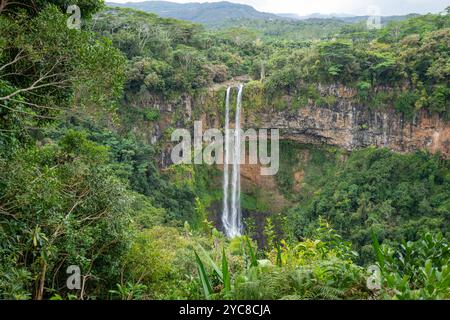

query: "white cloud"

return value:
[108, 0, 449, 16]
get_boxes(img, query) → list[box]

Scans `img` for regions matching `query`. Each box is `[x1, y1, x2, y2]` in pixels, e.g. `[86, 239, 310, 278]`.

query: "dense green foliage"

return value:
[0, 3, 125, 153]
[217, 18, 348, 41]
[0, 131, 133, 299]
[373, 232, 449, 299]
[194, 223, 368, 300]
[258, 12, 449, 117]
[193, 222, 449, 300]
[91, 7, 449, 119]
[286, 147, 449, 264]
[91, 8, 265, 97]
[0, 1, 448, 301]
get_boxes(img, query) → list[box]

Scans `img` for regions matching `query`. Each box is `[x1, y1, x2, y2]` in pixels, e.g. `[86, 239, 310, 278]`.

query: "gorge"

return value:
[139, 83, 449, 163]
[1, 2, 448, 301]
[131, 82, 449, 243]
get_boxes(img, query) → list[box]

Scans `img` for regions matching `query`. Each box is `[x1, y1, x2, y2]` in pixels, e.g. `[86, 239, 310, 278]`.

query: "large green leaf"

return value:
[198, 244, 223, 280]
[195, 251, 213, 300]
[372, 231, 385, 270]
[245, 236, 258, 268]
[222, 247, 231, 293]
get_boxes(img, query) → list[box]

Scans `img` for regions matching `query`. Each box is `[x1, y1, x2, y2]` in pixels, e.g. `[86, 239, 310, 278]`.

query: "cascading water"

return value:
[222, 87, 231, 235]
[222, 85, 243, 238]
[231, 84, 243, 237]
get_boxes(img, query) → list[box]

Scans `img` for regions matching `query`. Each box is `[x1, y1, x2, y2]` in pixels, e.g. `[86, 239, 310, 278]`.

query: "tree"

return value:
[317, 41, 360, 83]
[0, 0, 104, 18]
[0, 131, 133, 299]
[0, 4, 125, 136]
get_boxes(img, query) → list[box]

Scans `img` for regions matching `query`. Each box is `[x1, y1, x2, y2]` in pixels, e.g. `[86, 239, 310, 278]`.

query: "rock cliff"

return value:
[252, 101, 449, 157]
[127, 83, 449, 160]
[243, 84, 449, 156]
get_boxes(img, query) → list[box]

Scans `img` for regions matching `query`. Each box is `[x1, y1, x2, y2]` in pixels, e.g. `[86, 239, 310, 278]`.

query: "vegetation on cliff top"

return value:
[93, 6, 449, 119]
[0, 1, 448, 300]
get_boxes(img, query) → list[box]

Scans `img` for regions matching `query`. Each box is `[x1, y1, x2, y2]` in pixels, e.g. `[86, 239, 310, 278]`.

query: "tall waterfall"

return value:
[222, 87, 231, 235]
[222, 85, 243, 238]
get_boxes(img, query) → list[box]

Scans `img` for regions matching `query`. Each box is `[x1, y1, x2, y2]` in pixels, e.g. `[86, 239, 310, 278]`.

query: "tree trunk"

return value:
[35, 261, 47, 300]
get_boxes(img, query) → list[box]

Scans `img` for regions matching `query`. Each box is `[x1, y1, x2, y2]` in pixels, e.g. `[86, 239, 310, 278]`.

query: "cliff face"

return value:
[127, 84, 449, 162]
[244, 85, 449, 157]
[251, 101, 449, 157]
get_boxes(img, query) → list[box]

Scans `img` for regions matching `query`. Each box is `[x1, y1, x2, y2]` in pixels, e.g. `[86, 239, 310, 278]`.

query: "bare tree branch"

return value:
[0, 49, 28, 73]
[0, 77, 69, 101]
[7, 98, 63, 111]
[0, 103, 58, 119]
[0, 0, 38, 14]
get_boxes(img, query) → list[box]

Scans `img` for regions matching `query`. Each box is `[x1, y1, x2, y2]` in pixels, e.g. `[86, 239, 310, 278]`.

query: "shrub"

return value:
[144, 109, 160, 122]
[0, 131, 133, 299]
[373, 233, 450, 299]
[394, 91, 419, 119]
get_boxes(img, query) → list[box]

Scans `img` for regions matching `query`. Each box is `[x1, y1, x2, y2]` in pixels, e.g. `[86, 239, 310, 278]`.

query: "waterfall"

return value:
[231, 84, 243, 237]
[222, 85, 243, 238]
[222, 87, 231, 234]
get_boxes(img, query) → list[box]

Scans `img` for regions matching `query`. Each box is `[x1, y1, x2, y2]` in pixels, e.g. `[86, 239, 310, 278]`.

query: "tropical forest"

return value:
[0, 0, 449, 302]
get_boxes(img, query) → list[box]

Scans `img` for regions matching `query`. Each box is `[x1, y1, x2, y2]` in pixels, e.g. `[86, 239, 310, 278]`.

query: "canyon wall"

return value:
[128, 83, 449, 161]
[247, 85, 449, 157]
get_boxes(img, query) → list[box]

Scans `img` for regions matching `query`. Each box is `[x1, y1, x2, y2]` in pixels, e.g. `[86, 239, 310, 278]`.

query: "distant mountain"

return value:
[277, 12, 418, 23]
[106, 1, 282, 27]
[277, 13, 354, 20]
[106, 1, 419, 29]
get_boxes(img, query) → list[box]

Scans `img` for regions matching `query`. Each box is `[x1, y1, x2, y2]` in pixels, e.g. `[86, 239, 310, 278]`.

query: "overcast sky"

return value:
[110, 0, 449, 16]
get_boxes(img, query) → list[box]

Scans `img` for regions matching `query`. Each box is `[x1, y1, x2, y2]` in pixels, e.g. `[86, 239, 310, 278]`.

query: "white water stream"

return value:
[222, 85, 243, 238]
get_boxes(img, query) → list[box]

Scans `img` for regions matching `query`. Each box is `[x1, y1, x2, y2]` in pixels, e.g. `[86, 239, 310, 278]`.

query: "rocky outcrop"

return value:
[251, 103, 449, 156]
[244, 85, 449, 157]
[128, 84, 449, 161]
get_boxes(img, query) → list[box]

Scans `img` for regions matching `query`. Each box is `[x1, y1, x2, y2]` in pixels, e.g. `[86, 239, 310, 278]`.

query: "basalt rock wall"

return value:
[128, 84, 449, 163]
